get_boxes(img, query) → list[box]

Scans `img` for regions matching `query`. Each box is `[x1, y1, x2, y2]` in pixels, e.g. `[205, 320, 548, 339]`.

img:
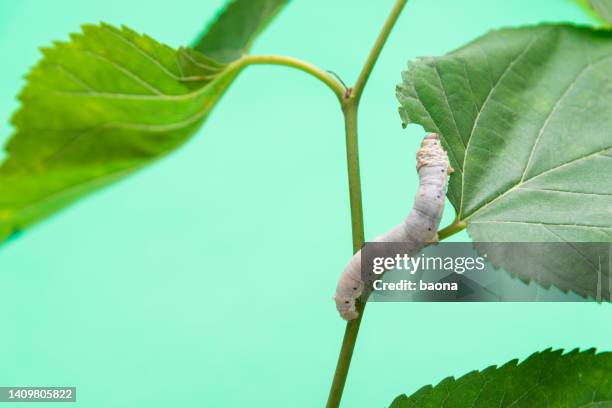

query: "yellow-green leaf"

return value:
[0, 24, 239, 242]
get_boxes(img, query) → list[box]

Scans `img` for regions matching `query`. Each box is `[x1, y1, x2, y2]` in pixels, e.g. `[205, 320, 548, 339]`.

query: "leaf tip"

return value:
[398, 107, 410, 128]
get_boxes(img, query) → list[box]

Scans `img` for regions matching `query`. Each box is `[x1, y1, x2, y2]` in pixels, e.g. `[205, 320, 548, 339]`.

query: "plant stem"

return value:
[327, 2, 408, 407]
[352, 0, 408, 102]
[326, 96, 365, 408]
[341, 103, 366, 253]
[240, 54, 346, 102]
[325, 101, 366, 408]
[438, 217, 467, 241]
[326, 304, 365, 408]
[218, 4, 459, 406]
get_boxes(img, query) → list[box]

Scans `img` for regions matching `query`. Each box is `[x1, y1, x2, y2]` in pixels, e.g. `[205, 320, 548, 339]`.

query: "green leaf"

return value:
[397, 24, 612, 297]
[390, 348, 612, 408]
[0, 24, 242, 242]
[193, 0, 289, 63]
[397, 24, 612, 238]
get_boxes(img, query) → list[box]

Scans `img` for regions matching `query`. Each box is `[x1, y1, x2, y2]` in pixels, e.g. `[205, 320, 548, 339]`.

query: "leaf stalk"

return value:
[239, 54, 346, 102]
[438, 217, 467, 241]
[352, 0, 408, 102]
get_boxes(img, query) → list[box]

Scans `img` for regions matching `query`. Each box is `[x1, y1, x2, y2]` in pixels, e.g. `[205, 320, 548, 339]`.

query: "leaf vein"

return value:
[459, 30, 547, 216]
[520, 52, 612, 182]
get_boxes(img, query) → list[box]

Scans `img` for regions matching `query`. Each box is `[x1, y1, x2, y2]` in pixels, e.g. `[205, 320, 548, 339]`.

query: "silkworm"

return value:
[333, 133, 453, 320]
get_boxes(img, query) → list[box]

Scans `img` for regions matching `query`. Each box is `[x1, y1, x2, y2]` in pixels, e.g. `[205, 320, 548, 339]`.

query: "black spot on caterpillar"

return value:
[333, 133, 453, 320]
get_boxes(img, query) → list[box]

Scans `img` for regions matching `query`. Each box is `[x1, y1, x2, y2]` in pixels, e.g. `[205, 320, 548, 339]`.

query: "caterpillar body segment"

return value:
[333, 133, 452, 320]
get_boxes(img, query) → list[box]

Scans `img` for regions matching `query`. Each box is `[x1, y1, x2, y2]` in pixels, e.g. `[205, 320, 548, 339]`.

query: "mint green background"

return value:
[0, 1, 609, 407]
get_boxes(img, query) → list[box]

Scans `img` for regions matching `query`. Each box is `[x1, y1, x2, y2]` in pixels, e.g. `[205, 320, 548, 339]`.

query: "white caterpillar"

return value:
[333, 133, 453, 320]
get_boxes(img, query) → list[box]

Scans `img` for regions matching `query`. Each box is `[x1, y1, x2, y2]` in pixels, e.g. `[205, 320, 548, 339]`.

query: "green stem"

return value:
[438, 217, 467, 241]
[240, 54, 346, 102]
[327, 2, 408, 407]
[326, 96, 365, 408]
[237, 3, 414, 406]
[325, 102, 366, 408]
[341, 103, 365, 253]
[352, 0, 408, 102]
[326, 304, 365, 408]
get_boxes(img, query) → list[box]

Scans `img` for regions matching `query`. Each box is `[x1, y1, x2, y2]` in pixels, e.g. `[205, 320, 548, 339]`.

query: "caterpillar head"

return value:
[333, 294, 359, 320]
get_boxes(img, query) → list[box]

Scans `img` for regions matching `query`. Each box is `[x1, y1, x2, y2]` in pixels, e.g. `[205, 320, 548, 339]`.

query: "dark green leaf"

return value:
[397, 24, 612, 297]
[390, 348, 612, 408]
[397, 26, 612, 235]
[193, 0, 289, 62]
[0, 24, 242, 242]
